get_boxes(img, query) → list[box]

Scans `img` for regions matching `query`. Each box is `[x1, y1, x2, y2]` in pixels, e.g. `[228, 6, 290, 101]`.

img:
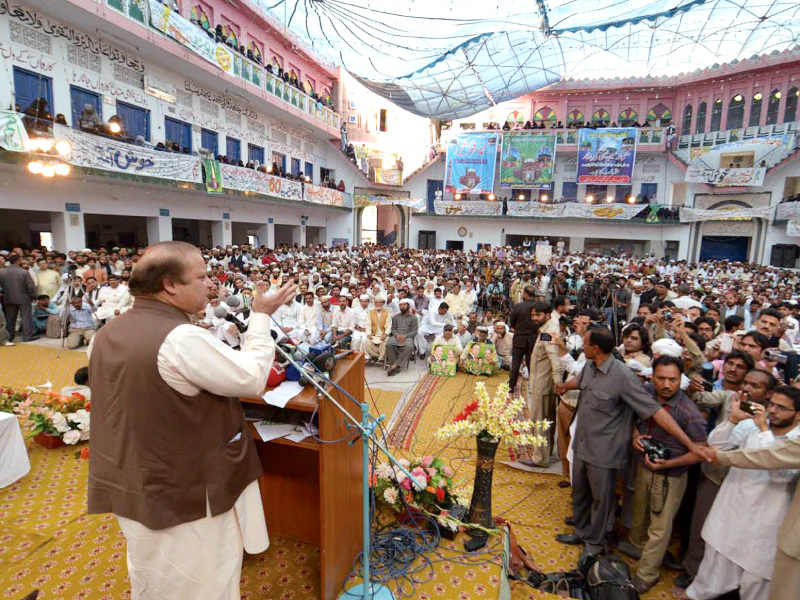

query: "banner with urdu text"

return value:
[685, 166, 766, 187]
[219, 164, 302, 201]
[304, 183, 352, 208]
[55, 125, 203, 183]
[433, 200, 503, 216]
[149, 0, 235, 75]
[499, 133, 556, 189]
[577, 128, 637, 184]
[354, 195, 426, 211]
[679, 206, 773, 222]
[444, 132, 498, 195]
[505, 201, 646, 220]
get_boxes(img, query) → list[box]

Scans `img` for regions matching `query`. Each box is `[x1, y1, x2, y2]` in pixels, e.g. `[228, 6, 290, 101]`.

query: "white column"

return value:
[293, 224, 305, 246]
[146, 216, 173, 244]
[569, 236, 585, 252]
[211, 220, 232, 247]
[257, 222, 273, 248]
[50, 211, 85, 252]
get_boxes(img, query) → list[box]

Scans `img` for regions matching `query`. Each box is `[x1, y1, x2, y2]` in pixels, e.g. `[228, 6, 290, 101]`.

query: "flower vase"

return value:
[33, 433, 64, 449]
[468, 436, 499, 529]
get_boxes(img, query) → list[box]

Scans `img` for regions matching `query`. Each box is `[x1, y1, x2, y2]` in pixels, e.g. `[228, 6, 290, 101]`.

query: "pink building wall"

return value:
[175, 0, 337, 96]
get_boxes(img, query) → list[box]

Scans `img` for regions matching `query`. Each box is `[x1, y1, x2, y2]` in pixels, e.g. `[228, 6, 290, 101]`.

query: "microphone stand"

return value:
[272, 340, 421, 600]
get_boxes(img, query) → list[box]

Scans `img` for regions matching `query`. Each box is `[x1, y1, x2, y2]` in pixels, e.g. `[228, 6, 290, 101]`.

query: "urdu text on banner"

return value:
[576, 128, 637, 184]
[444, 132, 499, 195]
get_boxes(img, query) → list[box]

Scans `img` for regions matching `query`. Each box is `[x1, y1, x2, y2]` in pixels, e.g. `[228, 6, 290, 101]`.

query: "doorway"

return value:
[699, 236, 750, 261]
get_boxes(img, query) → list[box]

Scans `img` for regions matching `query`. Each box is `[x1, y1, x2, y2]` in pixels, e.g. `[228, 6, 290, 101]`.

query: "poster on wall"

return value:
[202, 159, 223, 193]
[499, 133, 556, 189]
[576, 127, 637, 184]
[444, 132, 498, 195]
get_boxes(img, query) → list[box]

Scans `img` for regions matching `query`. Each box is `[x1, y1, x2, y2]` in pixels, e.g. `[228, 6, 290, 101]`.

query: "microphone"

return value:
[225, 295, 241, 308]
[213, 306, 229, 318]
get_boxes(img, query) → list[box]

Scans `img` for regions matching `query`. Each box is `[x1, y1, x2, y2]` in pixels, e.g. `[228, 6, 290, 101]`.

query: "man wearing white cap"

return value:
[351, 295, 371, 353]
[298, 292, 321, 344]
[386, 298, 418, 376]
[365, 296, 392, 362]
[415, 302, 455, 358]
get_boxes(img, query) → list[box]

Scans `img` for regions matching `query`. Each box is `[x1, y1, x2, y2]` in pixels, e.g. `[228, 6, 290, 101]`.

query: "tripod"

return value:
[56, 273, 81, 359]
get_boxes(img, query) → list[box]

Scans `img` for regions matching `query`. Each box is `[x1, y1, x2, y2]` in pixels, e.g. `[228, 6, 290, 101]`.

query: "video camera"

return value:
[641, 438, 669, 463]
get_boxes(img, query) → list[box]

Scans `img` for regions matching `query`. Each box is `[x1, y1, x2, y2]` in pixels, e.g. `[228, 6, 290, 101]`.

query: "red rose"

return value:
[436, 487, 445, 502]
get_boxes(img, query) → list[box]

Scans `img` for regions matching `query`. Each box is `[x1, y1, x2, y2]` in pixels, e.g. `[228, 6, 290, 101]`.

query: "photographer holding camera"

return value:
[616, 356, 708, 594]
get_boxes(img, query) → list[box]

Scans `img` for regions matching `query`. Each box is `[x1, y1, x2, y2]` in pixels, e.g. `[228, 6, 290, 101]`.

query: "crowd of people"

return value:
[2, 240, 799, 598]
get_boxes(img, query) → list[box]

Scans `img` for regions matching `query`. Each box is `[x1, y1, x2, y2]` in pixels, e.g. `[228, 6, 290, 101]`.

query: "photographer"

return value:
[616, 356, 708, 594]
[682, 386, 800, 600]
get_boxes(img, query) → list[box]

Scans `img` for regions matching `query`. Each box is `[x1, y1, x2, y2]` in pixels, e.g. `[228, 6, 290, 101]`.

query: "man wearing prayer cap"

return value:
[365, 295, 391, 363]
[386, 298, 418, 376]
[351, 294, 371, 353]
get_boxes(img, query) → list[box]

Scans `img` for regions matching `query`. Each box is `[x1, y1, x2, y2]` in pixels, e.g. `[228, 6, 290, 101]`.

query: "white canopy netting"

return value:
[253, 0, 800, 119]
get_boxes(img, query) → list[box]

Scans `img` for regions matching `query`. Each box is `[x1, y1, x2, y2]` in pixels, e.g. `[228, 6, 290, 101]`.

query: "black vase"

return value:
[468, 436, 499, 528]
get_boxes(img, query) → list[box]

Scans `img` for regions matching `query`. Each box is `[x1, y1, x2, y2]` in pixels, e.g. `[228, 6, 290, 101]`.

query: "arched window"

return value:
[506, 110, 525, 126]
[695, 102, 706, 133]
[726, 94, 745, 129]
[618, 107, 637, 127]
[647, 103, 672, 125]
[709, 99, 723, 132]
[190, 5, 211, 29]
[749, 92, 763, 127]
[566, 109, 584, 126]
[247, 41, 262, 64]
[681, 105, 692, 132]
[766, 89, 781, 125]
[591, 108, 610, 125]
[784, 87, 799, 123]
[533, 106, 556, 124]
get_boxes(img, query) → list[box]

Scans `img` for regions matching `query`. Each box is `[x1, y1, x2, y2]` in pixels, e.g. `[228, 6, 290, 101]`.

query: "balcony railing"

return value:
[104, 0, 339, 131]
[439, 127, 667, 148]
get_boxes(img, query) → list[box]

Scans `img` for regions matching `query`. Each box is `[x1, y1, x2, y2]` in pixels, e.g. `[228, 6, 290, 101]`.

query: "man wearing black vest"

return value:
[89, 241, 295, 599]
[508, 285, 538, 393]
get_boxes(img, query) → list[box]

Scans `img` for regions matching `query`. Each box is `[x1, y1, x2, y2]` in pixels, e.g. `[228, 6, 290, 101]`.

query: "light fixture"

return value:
[796, 89, 800, 97]
[754, 92, 763, 101]
[23, 139, 39, 151]
[627, 195, 636, 204]
[540, 194, 548, 202]
[606, 196, 614, 203]
[37, 139, 53, 152]
[488, 193, 495, 201]
[775, 91, 782, 99]
[54, 163, 70, 176]
[55, 140, 71, 155]
[108, 122, 122, 134]
[41, 164, 55, 178]
[586, 195, 595, 203]
[454, 193, 462, 200]
[27, 161, 43, 174]
[714, 98, 722, 104]
[733, 94, 743, 102]
[518, 193, 525, 201]
[305, 175, 311, 182]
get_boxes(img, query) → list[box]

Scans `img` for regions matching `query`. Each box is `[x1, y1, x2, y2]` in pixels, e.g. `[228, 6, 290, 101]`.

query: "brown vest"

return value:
[88, 298, 262, 530]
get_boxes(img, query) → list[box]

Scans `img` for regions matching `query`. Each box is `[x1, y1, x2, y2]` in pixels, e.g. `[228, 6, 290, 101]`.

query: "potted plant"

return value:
[16, 391, 90, 449]
[436, 382, 549, 529]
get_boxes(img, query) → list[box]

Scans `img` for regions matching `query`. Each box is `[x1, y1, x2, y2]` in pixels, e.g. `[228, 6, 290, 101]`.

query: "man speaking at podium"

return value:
[88, 241, 296, 600]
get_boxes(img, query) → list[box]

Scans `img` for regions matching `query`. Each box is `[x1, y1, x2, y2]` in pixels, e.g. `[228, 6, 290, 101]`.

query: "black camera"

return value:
[641, 438, 669, 463]
[663, 311, 673, 323]
[699, 362, 715, 393]
[540, 332, 552, 342]
[739, 393, 758, 416]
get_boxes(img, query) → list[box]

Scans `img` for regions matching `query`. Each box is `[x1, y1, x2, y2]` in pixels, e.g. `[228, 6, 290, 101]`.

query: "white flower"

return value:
[383, 487, 399, 505]
[68, 410, 90, 430]
[393, 468, 407, 484]
[62, 429, 81, 445]
[79, 428, 90, 441]
[51, 412, 71, 434]
[375, 462, 394, 480]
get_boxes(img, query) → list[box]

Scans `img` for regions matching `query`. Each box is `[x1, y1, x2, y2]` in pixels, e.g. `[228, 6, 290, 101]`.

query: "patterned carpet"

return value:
[0, 347, 681, 599]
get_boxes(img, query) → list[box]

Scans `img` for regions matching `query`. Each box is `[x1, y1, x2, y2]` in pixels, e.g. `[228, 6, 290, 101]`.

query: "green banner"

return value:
[202, 159, 223, 193]
[499, 133, 556, 189]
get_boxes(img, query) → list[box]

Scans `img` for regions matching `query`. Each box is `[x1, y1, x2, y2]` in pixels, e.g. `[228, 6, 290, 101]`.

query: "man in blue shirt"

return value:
[62, 295, 97, 349]
[33, 294, 59, 335]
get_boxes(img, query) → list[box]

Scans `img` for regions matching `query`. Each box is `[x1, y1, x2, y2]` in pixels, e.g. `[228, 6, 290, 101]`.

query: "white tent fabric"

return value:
[253, 0, 800, 119]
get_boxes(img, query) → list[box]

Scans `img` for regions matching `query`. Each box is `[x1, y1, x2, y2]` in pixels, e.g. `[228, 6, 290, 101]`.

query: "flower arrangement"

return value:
[0, 387, 29, 414]
[436, 381, 549, 446]
[371, 455, 461, 514]
[17, 391, 91, 446]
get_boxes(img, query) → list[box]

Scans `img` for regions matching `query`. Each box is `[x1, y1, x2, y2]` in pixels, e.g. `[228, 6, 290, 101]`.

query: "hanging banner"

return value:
[499, 133, 556, 189]
[0, 110, 29, 152]
[374, 168, 402, 185]
[566, 203, 646, 220]
[202, 159, 223, 193]
[304, 183, 352, 208]
[787, 220, 800, 237]
[685, 166, 766, 187]
[444, 132, 499, 195]
[433, 200, 502, 216]
[149, 0, 235, 75]
[219, 164, 302, 201]
[776, 203, 800, 221]
[354, 195, 425, 211]
[56, 125, 202, 183]
[577, 128, 637, 184]
[506, 201, 567, 218]
[680, 206, 773, 222]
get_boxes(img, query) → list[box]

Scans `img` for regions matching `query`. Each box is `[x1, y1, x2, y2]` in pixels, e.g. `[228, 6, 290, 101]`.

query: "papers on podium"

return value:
[261, 381, 304, 408]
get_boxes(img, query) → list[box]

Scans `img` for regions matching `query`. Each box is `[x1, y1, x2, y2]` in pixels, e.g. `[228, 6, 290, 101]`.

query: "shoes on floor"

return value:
[615, 539, 642, 560]
[22, 335, 40, 342]
[555, 532, 582, 545]
[557, 480, 571, 488]
[662, 550, 684, 571]
[673, 573, 694, 589]
[0, 341, 15, 346]
[632, 576, 656, 595]
[387, 366, 400, 376]
[564, 515, 575, 526]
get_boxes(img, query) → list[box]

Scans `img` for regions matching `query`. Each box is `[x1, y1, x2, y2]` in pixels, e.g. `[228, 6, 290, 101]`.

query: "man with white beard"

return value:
[351, 294, 371, 352]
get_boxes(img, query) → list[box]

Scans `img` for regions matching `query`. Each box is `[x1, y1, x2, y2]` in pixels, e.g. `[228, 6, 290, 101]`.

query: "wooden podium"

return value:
[241, 353, 364, 600]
